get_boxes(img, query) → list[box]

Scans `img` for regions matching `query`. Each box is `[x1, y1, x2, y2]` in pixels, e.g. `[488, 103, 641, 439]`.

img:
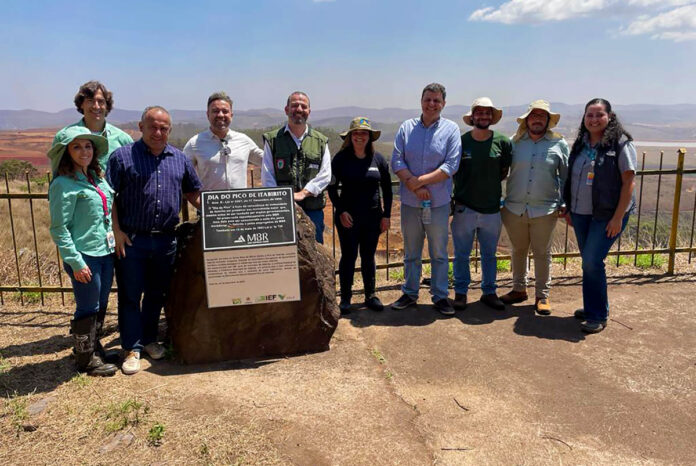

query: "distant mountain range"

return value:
[2, 103, 696, 141]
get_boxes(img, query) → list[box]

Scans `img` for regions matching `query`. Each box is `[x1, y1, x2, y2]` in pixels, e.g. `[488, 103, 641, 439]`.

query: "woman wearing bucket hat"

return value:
[328, 117, 393, 314]
[48, 126, 118, 376]
[562, 98, 637, 334]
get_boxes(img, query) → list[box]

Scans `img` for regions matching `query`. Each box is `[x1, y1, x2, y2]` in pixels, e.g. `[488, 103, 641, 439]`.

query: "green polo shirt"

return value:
[453, 130, 512, 214]
[53, 119, 133, 172]
[49, 172, 115, 270]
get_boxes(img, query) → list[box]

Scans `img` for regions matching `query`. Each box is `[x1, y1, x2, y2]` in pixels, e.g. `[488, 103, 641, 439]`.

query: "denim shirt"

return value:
[49, 172, 115, 270]
[505, 132, 569, 218]
[391, 117, 461, 208]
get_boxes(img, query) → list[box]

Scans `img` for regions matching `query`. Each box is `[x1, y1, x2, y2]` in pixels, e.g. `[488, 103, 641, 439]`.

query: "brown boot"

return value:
[535, 297, 551, 316]
[500, 290, 528, 305]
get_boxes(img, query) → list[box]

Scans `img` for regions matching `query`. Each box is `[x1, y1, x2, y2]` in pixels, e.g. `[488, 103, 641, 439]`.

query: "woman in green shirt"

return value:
[48, 126, 118, 376]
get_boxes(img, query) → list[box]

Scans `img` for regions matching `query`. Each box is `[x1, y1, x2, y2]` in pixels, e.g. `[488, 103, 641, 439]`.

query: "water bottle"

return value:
[421, 200, 432, 225]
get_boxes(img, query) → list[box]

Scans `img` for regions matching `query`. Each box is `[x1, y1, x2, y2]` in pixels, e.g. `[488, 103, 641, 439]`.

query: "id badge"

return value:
[106, 231, 116, 250]
[586, 171, 594, 186]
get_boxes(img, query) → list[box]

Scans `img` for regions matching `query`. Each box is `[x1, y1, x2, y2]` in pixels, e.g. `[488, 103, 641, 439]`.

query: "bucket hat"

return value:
[47, 126, 108, 176]
[462, 97, 503, 126]
[516, 100, 560, 128]
[339, 117, 381, 141]
[513, 100, 562, 141]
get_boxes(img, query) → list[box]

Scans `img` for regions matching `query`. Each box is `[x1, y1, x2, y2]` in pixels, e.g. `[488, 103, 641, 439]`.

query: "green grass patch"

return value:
[0, 352, 10, 375]
[69, 373, 90, 388]
[496, 259, 511, 272]
[5, 393, 28, 432]
[388, 268, 404, 281]
[103, 399, 149, 433]
[148, 422, 166, 446]
[618, 253, 666, 269]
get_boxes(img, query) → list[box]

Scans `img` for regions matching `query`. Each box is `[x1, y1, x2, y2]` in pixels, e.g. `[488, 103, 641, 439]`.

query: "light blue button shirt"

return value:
[391, 117, 461, 208]
[505, 132, 569, 218]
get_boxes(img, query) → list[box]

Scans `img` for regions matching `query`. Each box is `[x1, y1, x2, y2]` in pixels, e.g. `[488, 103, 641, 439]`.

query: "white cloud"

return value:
[622, 5, 696, 41]
[469, 0, 607, 24]
[469, 0, 696, 41]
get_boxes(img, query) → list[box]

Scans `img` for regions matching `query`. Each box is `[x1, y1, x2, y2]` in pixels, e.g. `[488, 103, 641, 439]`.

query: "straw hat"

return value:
[462, 97, 503, 126]
[513, 99, 561, 140]
[339, 117, 381, 141]
[47, 126, 108, 176]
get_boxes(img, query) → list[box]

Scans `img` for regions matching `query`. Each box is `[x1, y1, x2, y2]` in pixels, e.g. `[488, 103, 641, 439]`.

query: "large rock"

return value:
[164, 208, 339, 364]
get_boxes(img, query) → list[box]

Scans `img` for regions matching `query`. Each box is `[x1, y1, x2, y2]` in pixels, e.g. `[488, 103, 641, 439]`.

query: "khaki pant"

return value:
[501, 207, 558, 298]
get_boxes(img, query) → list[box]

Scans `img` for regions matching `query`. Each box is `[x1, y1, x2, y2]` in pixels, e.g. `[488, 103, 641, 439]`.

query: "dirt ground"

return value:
[1, 267, 695, 465]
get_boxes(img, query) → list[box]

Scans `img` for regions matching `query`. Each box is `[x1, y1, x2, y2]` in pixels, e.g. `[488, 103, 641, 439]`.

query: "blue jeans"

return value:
[115, 234, 177, 352]
[64, 253, 114, 320]
[571, 213, 629, 323]
[401, 203, 450, 301]
[304, 208, 325, 244]
[451, 205, 502, 295]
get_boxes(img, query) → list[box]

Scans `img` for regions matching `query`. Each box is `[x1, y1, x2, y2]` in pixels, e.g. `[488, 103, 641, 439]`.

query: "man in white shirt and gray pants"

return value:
[184, 92, 263, 190]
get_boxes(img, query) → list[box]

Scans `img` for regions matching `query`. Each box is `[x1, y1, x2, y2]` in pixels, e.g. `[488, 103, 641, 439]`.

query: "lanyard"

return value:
[87, 175, 110, 220]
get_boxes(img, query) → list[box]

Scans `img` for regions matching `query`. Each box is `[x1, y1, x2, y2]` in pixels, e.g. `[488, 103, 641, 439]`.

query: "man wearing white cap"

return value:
[451, 97, 512, 311]
[500, 100, 569, 315]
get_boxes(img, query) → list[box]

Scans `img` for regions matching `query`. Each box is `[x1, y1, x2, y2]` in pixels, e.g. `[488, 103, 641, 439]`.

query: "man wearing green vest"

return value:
[261, 91, 331, 243]
[53, 81, 133, 173]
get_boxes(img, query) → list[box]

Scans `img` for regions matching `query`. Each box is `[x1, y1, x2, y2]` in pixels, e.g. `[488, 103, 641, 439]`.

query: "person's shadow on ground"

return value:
[510, 305, 585, 342]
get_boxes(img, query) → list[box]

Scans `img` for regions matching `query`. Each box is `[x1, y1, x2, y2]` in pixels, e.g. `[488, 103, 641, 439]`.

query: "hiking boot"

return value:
[535, 297, 552, 316]
[480, 293, 505, 311]
[71, 315, 117, 377]
[453, 293, 468, 310]
[581, 320, 607, 334]
[390, 294, 417, 310]
[122, 351, 141, 375]
[574, 309, 586, 320]
[364, 296, 384, 312]
[144, 342, 166, 360]
[500, 290, 528, 305]
[434, 298, 455, 316]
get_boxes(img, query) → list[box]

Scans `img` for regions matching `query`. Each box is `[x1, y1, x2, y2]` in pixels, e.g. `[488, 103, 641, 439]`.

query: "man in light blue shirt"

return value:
[390, 83, 461, 315]
[500, 100, 569, 315]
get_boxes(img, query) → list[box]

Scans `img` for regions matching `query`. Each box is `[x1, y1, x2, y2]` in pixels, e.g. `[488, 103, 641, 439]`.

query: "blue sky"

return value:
[1, 0, 695, 111]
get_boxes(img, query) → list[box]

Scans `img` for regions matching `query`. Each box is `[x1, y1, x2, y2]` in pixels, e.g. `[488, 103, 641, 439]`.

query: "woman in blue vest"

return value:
[563, 98, 637, 333]
[328, 118, 393, 315]
[48, 126, 118, 375]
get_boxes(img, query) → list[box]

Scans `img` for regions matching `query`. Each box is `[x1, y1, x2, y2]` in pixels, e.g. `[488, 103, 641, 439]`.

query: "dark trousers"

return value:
[336, 210, 382, 300]
[115, 234, 176, 352]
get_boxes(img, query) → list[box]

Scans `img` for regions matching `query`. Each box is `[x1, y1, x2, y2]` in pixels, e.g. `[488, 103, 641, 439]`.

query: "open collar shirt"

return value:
[106, 139, 202, 234]
[390, 116, 461, 208]
[260, 124, 332, 195]
[504, 131, 569, 218]
[183, 128, 263, 190]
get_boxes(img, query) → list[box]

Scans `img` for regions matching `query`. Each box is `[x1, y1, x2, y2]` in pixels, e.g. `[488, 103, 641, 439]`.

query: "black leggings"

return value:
[336, 210, 382, 300]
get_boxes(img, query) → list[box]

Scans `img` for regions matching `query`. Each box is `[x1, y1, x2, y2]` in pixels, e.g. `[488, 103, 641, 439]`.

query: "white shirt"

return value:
[260, 124, 332, 196]
[183, 129, 263, 190]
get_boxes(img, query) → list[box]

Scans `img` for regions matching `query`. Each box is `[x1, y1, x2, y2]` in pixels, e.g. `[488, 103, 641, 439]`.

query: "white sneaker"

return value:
[122, 351, 141, 375]
[144, 342, 166, 360]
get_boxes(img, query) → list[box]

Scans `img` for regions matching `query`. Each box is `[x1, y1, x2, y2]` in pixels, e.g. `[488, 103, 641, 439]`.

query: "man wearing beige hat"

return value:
[451, 97, 512, 311]
[500, 100, 569, 315]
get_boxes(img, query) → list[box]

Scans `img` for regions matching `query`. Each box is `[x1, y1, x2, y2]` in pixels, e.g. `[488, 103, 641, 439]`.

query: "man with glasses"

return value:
[184, 92, 263, 190]
[54, 80, 133, 172]
[261, 91, 331, 243]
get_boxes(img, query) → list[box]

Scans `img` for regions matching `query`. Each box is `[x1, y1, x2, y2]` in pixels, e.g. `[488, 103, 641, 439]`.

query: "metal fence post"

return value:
[667, 148, 686, 274]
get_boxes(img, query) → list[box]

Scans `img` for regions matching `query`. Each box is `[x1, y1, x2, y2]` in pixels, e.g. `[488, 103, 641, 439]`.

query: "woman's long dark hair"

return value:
[56, 140, 103, 179]
[570, 98, 633, 157]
